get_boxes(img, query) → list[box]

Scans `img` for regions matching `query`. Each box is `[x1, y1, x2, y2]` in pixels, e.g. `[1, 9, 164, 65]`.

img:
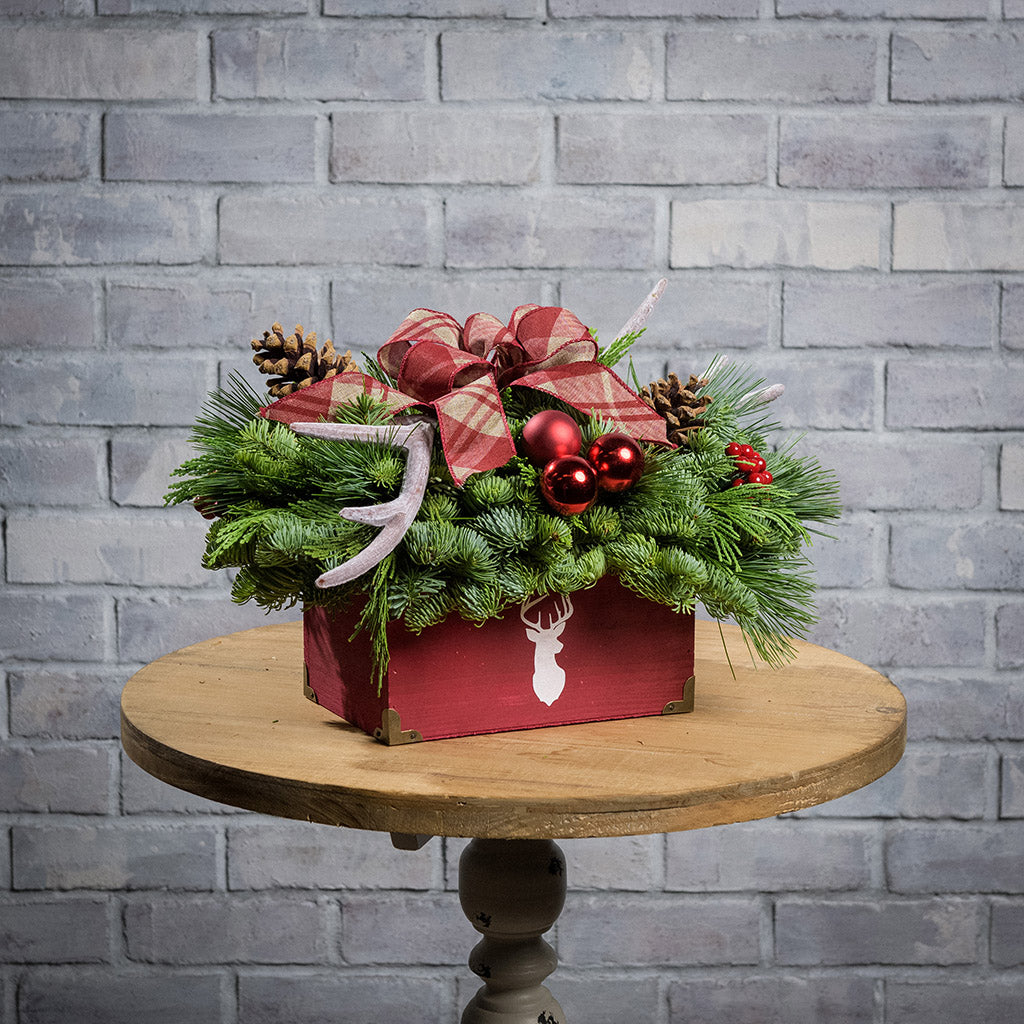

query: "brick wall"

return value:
[1, 2, 1021, 1022]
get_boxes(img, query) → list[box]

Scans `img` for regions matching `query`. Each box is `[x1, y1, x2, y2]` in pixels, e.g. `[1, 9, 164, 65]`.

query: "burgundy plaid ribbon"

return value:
[262, 305, 669, 485]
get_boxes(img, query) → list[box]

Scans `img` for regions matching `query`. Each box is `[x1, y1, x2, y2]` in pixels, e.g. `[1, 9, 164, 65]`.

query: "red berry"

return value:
[753, 455, 767, 473]
[762, 471, 773, 484]
[747, 472, 769, 485]
[740, 444, 754, 456]
[734, 449, 760, 473]
[726, 442, 744, 457]
[730, 478, 746, 488]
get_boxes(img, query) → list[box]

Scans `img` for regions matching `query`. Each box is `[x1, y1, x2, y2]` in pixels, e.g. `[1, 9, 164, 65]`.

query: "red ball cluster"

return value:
[520, 411, 645, 515]
[727, 442, 773, 487]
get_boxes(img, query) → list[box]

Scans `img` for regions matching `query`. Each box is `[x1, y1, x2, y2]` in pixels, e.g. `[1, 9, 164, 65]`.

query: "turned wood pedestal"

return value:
[121, 619, 905, 1024]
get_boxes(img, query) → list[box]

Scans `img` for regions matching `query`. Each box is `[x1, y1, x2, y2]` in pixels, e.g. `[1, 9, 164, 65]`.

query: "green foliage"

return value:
[168, 359, 841, 673]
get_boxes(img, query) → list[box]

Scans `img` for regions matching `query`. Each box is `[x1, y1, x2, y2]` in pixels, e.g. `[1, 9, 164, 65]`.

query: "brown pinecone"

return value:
[640, 372, 712, 446]
[251, 323, 359, 397]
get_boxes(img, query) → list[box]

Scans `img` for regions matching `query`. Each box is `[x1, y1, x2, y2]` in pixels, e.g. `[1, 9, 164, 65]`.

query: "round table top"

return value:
[121, 619, 905, 840]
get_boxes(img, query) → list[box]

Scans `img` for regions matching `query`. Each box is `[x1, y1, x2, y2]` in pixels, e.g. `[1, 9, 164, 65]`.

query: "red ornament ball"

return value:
[541, 455, 597, 516]
[520, 410, 582, 467]
[586, 432, 644, 492]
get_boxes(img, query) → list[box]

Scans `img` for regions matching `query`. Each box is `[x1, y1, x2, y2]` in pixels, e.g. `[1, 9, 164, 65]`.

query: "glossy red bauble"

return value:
[541, 455, 598, 516]
[520, 410, 583, 467]
[587, 432, 645, 493]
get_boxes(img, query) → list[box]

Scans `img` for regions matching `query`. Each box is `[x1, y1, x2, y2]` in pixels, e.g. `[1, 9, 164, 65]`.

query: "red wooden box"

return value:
[303, 577, 695, 744]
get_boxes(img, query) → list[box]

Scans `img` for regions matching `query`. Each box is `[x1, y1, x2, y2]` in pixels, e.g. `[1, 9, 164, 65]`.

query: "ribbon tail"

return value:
[431, 379, 516, 486]
[260, 372, 417, 425]
[514, 362, 672, 446]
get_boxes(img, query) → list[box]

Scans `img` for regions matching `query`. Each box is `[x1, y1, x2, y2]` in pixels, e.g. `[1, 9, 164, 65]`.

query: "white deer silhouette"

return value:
[520, 594, 575, 707]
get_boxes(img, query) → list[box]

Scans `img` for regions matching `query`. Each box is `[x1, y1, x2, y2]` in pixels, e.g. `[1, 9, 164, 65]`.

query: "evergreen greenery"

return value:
[167, 354, 841, 677]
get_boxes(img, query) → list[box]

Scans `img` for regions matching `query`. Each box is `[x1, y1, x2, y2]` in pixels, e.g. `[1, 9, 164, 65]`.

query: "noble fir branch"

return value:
[596, 328, 644, 370]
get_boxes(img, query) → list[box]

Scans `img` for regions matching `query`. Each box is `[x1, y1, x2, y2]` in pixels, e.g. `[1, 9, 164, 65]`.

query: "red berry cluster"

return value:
[727, 442, 773, 487]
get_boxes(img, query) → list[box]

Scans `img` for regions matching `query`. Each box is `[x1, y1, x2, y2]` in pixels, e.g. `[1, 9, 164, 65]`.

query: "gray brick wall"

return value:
[0, 3, 1020, 1023]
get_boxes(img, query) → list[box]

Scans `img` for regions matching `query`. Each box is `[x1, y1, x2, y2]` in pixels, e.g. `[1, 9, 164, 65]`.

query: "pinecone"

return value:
[640, 372, 712, 446]
[251, 323, 359, 398]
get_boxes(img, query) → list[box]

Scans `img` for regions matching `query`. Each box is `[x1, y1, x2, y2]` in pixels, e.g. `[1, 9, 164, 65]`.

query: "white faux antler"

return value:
[612, 277, 667, 342]
[289, 420, 435, 588]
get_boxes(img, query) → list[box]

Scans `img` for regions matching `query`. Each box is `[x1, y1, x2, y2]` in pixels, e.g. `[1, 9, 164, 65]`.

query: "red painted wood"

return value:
[303, 577, 695, 743]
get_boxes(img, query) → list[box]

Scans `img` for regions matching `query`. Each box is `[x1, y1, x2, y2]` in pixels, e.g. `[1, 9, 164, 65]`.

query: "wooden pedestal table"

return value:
[121, 620, 905, 1024]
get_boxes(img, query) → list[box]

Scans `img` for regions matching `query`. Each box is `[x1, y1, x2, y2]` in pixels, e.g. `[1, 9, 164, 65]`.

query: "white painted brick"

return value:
[111, 433, 194, 507]
[1002, 753, 1024, 818]
[0, 899, 110, 964]
[0, 434, 106, 506]
[219, 194, 430, 266]
[559, 894, 760, 966]
[214, 28, 427, 100]
[892, 29, 1024, 102]
[1003, 284, 1024, 350]
[0, 278, 95, 349]
[0, 744, 112, 814]
[6, 511, 210, 585]
[0, 191, 207, 267]
[804, 516, 879, 589]
[780, 114, 989, 189]
[991, 900, 1024, 966]
[332, 109, 544, 184]
[887, 980, 1024, 1024]
[125, 895, 327, 964]
[810, 595, 986, 667]
[668, 28, 876, 103]
[18, 969, 225, 1022]
[227, 822, 437, 890]
[671, 200, 883, 270]
[886, 359, 1024, 429]
[997, 603, 1024, 669]
[105, 113, 316, 184]
[894, 202, 1024, 271]
[779, 0, 987, 14]
[103, 0, 305, 10]
[0, 355, 216, 426]
[9, 668, 124, 740]
[107, 278, 319, 350]
[757, 353, 874, 429]
[341, 893, 466, 965]
[239, 972, 448, 1024]
[326, 0, 537, 13]
[447, 195, 655, 269]
[776, 897, 981, 965]
[552, 0, 755, 13]
[561, 274, 770, 352]
[668, 974, 877, 1024]
[897, 674, 1024, 741]
[558, 112, 767, 185]
[666, 820, 872, 891]
[12, 823, 219, 890]
[0, 28, 198, 100]
[0, 112, 91, 182]
[0, 592, 110, 662]
[442, 29, 654, 100]
[556, 975, 660, 1024]
[887, 823, 1024, 892]
[890, 521, 1024, 591]
[783, 278, 995, 349]
[116, 594, 297, 663]
[1006, 116, 1024, 187]
[797, 744, 991, 819]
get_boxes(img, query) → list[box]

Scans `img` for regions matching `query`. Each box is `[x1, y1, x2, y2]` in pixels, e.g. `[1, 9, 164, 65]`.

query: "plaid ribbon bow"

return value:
[261, 305, 669, 486]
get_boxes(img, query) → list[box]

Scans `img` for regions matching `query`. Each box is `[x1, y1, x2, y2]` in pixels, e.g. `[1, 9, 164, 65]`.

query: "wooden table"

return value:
[121, 619, 905, 1024]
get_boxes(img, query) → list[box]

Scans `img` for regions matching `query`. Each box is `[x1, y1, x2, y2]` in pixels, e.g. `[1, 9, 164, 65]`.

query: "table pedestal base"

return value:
[458, 839, 568, 1024]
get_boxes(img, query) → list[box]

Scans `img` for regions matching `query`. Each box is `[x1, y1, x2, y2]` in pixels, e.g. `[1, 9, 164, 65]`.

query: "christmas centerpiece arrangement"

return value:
[167, 282, 840, 743]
